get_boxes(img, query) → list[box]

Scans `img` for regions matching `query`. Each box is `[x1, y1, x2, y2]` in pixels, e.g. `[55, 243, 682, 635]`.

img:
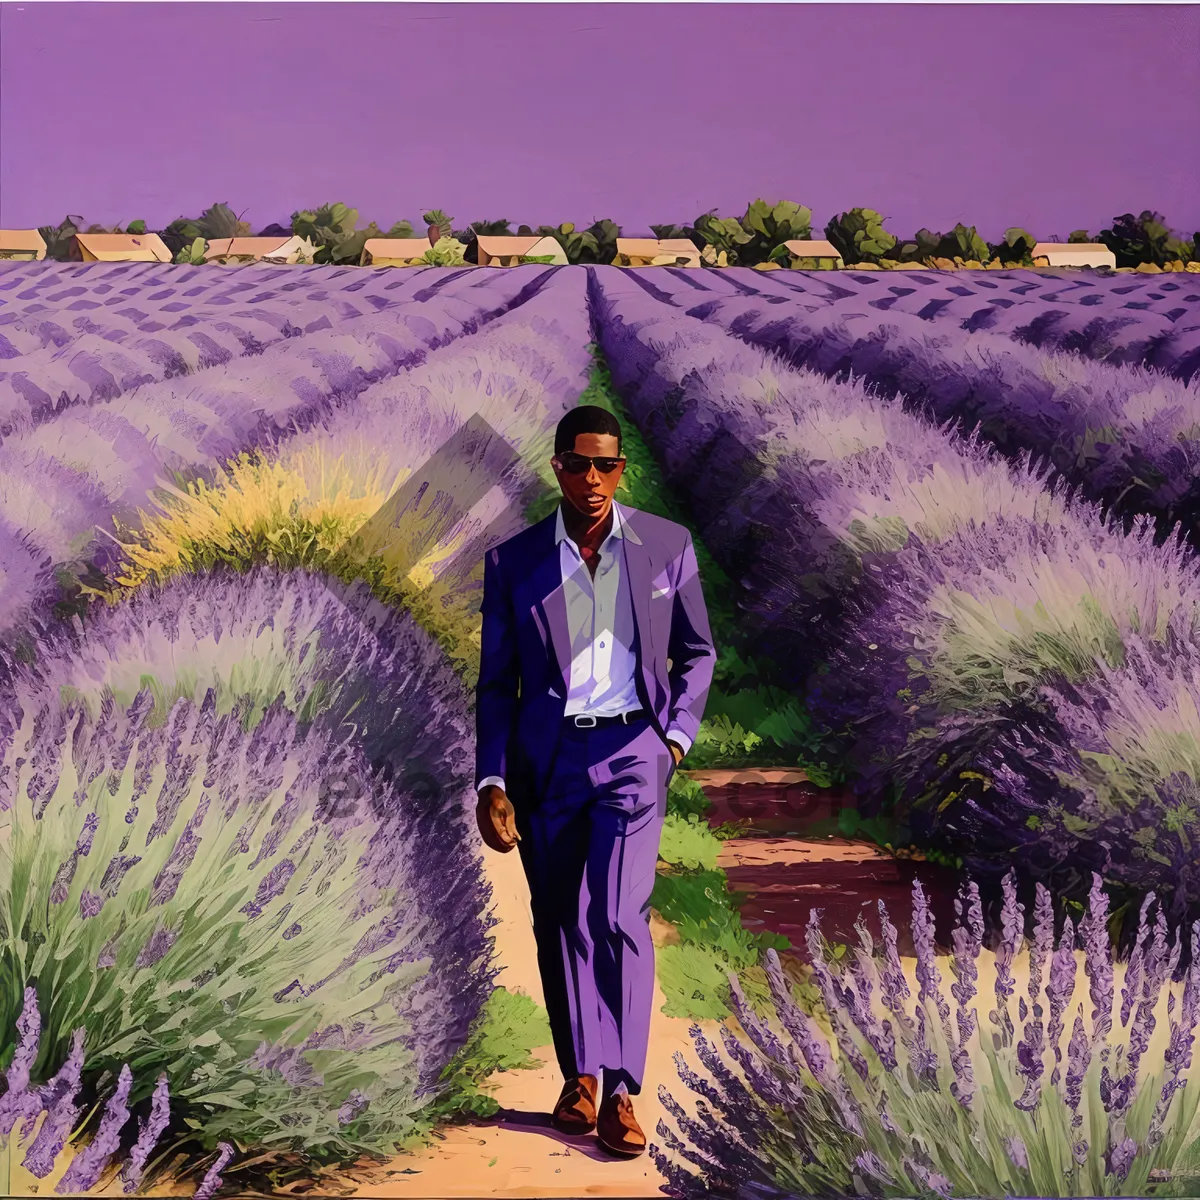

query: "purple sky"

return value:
[2, 3, 1197, 241]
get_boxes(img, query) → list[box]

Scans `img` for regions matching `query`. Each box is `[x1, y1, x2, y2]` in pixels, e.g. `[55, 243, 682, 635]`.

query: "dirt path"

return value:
[343, 846, 722, 1199]
[339, 774, 959, 1198]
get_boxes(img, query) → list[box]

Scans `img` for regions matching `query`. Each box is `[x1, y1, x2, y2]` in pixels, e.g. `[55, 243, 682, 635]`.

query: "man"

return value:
[474, 404, 715, 1157]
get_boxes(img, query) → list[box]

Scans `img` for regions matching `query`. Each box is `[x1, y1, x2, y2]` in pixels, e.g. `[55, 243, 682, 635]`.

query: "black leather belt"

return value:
[566, 709, 647, 729]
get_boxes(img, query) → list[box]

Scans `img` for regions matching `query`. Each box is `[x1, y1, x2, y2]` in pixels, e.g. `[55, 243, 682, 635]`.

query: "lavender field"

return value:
[1, 259, 1198, 1199]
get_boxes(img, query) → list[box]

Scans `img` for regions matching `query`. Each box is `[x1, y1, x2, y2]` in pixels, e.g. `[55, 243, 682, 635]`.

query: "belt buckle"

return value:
[573, 714, 598, 728]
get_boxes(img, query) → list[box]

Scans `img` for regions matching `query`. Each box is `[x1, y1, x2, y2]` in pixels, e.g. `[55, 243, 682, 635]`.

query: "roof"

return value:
[0, 229, 47, 257]
[617, 238, 699, 258]
[203, 236, 292, 260]
[75, 233, 172, 262]
[1032, 242, 1116, 265]
[476, 235, 542, 257]
[362, 237, 435, 260]
[784, 239, 842, 257]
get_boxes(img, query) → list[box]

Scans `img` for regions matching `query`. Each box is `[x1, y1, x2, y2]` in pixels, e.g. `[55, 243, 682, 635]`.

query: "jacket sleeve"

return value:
[475, 544, 519, 790]
[665, 530, 716, 753]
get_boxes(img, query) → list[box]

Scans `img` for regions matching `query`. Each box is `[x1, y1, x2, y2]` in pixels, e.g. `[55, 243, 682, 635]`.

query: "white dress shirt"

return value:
[477, 501, 692, 794]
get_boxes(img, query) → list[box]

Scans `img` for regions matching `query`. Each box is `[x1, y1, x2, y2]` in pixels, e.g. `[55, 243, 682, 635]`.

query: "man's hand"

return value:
[667, 740, 684, 767]
[476, 785, 520, 853]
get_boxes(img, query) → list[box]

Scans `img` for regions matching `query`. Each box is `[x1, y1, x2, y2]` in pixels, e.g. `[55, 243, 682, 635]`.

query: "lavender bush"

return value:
[0, 566, 492, 1113]
[109, 269, 594, 685]
[653, 874, 1200, 1199]
[589, 269, 1200, 906]
[681, 291, 1200, 543]
[0, 623, 492, 1159]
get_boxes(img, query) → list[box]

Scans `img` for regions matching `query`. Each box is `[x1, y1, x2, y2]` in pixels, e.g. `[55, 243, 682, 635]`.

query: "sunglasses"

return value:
[553, 451, 627, 475]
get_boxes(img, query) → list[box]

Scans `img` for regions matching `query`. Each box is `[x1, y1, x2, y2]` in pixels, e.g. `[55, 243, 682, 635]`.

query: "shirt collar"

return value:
[555, 498, 625, 545]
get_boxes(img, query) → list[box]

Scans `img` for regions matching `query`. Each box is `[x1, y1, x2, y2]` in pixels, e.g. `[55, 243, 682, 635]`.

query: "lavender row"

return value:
[678, 290, 1200, 542]
[0, 258, 449, 323]
[0, 269, 552, 633]
[589, 267, 1200, 906]
[741, 264, 1200, 324]
[0, 266, 497, 438]
[742, 268, 1200, 382]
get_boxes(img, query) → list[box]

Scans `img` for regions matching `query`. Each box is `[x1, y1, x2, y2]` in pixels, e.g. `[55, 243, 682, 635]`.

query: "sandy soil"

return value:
[341, 844, 723, 1199]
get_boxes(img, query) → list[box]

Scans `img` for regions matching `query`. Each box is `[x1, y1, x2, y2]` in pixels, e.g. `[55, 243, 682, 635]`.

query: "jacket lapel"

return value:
[619, 508, 653, 659]
[520, 515, 572, 692]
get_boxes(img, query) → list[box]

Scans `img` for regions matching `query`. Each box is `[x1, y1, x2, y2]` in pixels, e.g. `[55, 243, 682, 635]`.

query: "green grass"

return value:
[426, 987, 553, 1121]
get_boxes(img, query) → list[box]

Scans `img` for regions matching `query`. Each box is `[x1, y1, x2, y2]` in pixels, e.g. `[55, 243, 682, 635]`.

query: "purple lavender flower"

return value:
[1148, 920, 1200, 1146]
[193, 1142, 234, 1200]
[1081, 875, 1114, 1047]
[1106, 1135, 1138, 1180]
[56, 1063, 132, 1194]
[338, 1089, 370, 1126]
[134, 925, 178, 970]
[1046, 930, 1077, 1085]
[903, 1157, 952, 1199]
[991, 873, 1023, 1049]
[1121, 895, 1154, 1028]
[802, 910, 871, 1082]
[1065, 1012, 1091, 1119]
[21, 1029, 85, 1179]
[0, 987, 42, 1135]
[1013, 1017, 1046, 1112]
[1005, 1136, 1029, 1172]
[761, 949, 833, 1086]
[79, 889, 105, 919]
[1028, 883, 1053, 1018]
[877, 899, 913, 1044]
[121, 1073, 170, 1193]
[854, 1151, 893, 1185]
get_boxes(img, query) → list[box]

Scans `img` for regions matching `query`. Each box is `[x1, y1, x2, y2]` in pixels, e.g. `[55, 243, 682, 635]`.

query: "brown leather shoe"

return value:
[551, 1074, 599, 1133]
[596, 1093, 647, 1157]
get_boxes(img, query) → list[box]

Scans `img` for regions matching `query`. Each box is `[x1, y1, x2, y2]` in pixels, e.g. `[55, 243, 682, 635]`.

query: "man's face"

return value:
[552, 432, 625, 519]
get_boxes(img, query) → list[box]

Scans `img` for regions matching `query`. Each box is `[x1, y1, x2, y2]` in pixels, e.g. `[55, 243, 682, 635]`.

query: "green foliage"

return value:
[160, 202, 249, 257]
[694, 210, 753, 264]
[1099, 210, 1194, 267]
[125, 219, 146, 235]
[291, 203, 414, 265]
[649, 223, 698, 243]
[667, 771, 712, 822]
[420, 236, 468, 266]
[37, 215, 83, 262]
[989, 226, 1038, 265]
[825, 208, 898, 265]
[651, 864, 792, 1021]
[1068, 228, 1093, 243]
[426, 987, 551, 1120]
[585, 218, 621, 265]
[945, 221, 991, 263]
[174, 236, 208, 266]
[659, 812, 722, 871]
[534, 222, 592, 264]
[0, 718, 438, 1159]
[739, 199, 813, 265]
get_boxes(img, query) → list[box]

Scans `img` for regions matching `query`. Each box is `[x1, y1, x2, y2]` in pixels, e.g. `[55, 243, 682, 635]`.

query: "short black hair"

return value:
[554, 405, 622, 455]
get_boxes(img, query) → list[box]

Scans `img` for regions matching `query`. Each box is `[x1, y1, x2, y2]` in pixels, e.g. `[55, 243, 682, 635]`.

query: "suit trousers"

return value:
[513, 715, 674, 1096]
